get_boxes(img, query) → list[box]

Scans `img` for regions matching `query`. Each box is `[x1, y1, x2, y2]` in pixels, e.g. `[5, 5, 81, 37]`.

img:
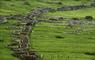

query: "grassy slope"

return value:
[30, 0, 95, 60]
[0, 0, 61, 15]
[0, 0, 60, 60]
[0, 0, 61, 60]
[43, 7, 95, 18]
[0, 0, 95, 60]
[31, 21, 95, 60]
[0, 0, 90, 15]
[0, 20, 20, 60]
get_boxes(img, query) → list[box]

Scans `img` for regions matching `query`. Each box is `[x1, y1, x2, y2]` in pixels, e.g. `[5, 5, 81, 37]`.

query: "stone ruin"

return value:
[6, 14, 24, 20]
[24, 8, 55, 21]
[57, 4, 87, 11]
[6, 8, 61, 60]
[49, 16, 64, 21]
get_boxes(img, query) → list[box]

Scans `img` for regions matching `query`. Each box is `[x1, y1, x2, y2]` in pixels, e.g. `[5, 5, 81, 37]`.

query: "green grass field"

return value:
[31, 20, 95, 60]
[43, 7, 95, 18]
[0, 20, 20, 60]
[0, 0, 95, 60]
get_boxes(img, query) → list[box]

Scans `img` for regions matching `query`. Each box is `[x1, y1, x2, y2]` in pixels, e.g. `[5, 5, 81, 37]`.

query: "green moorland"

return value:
[0, 0, 95, 60]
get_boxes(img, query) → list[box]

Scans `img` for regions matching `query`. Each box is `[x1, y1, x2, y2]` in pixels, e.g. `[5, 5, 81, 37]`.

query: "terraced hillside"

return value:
[0, 0, 95, 60]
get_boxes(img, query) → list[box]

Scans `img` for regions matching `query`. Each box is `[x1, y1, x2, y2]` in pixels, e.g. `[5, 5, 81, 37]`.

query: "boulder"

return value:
[67, 18, 81, 28]
[0, 16, 7, 24]
[23, 52, 38, 60]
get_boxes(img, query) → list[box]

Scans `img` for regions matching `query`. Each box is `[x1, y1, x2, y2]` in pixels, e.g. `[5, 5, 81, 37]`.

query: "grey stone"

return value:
[0, 16, 7, 24]
[67, 18, 81, 28]
[57, 4, 87, 11]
